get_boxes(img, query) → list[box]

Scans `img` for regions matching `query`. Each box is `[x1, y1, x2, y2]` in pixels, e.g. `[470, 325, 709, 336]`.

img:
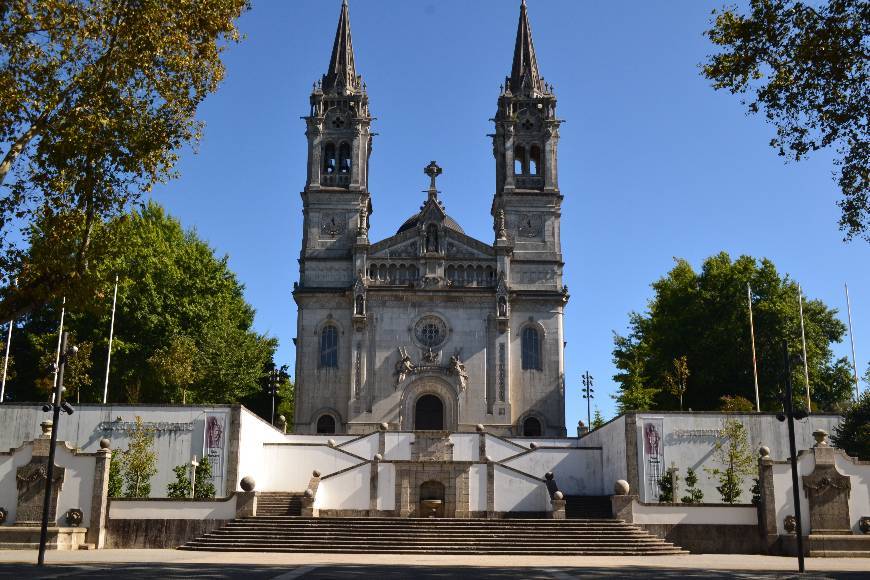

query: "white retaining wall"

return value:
[502, 448, 604, 495]
[581, 415, 627, 494]
[108, 497, 237, 520]
[631, 502, 758, 525]
[0, 404, 233, 498]
[316, 464, 371, 511]
[493, 466, 549, 512]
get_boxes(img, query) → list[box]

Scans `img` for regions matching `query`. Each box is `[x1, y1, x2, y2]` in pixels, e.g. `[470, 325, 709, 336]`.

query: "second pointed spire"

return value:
[509, 0, 545, 97]
[323, 0, 360, 94]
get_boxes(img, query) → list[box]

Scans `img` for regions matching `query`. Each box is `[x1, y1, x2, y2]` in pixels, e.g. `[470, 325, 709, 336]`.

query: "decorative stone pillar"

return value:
[757, 446, 779, 553]
[236, 476, 258, 518]
[550, 491, 566, 520]
[610, 480, 635, 522]
[301, 471, 321, 518]
[802, 430, 852, 535]
[86, 439, 112, 548]
[485, 458, 495, 518]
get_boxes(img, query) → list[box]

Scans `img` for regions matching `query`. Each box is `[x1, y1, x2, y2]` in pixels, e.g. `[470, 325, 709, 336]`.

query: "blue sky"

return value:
[151, 0, 869, 426]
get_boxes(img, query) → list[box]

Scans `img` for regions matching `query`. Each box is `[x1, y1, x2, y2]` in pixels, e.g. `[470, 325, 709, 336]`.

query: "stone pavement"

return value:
[0, 551, 867, 579]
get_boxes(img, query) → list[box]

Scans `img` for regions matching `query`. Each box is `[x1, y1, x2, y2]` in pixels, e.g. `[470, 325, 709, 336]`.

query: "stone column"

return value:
[86, 439, 112, 548]
[757, 446, 779, 554]
[624, 414, 640, 497]
[486, 460, 495, 518]
[235, 492, 258, 518]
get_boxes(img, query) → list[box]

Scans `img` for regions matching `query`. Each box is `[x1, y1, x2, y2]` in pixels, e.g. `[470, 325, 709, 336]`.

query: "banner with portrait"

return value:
[639, 418, 665, 502]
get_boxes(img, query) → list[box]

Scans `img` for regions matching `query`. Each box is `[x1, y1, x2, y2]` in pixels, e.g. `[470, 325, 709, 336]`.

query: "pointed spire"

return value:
[322, 0, 360, 94]
[509, 0, 545, 97]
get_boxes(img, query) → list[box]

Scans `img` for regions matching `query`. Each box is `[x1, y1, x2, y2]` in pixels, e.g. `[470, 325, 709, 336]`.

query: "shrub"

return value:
[681, 467, 704, 504]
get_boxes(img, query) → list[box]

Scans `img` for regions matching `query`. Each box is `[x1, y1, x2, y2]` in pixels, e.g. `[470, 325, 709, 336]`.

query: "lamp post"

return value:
[581, 371, 594, 430]
[37, 332, 77, 567]
[776, 341, 808, 573]
[268, 369, 279, 426]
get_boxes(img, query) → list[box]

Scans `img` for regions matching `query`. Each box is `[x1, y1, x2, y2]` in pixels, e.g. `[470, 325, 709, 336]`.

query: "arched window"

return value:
[323, 143, 336, 174]
[514, 145, 526, 175]
[338, 142, 351, 174]
[521, 326, 542, 371]
[523, 417, 542, 437]
[316, 414, 336, 434]
[529, 145, 541, 175]
[320, 325, 338, 368]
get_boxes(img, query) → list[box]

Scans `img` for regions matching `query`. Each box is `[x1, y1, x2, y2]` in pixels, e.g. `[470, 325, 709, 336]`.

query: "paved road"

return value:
[0, 551, 866, 579]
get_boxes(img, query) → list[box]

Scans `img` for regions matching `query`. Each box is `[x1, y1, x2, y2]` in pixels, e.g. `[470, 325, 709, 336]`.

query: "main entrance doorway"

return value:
[414, 394, 444, 430]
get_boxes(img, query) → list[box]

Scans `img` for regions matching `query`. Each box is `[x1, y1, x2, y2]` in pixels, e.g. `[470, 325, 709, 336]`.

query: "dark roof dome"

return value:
[397, 213, 465, 235]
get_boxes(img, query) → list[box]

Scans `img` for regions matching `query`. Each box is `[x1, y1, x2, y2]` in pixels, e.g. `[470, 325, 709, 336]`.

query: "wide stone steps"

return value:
[255, 492, 304, 517]
[179, 517, 688, 555]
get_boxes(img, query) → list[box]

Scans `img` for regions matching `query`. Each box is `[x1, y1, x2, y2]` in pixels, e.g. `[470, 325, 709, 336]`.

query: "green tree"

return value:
[166, 455, 215, 499]
[664, 355, 690, 411]
[719, 395, 755, 413]
[681, 467, 704, 504]
[591, 408, 605, 430]
[612, 254, 850, 412]
[107, 449, 124, 498]
[122, 417, 157, 498]
[703, 0, 869, 241]
[166, 464, 192, 499]
[706, 419, 757, 504]
[148, 336, 199, 404]
[657, 466, 679, 503]
[0, 0, 250, 319]
[276, 373, 295, 432]
[7, 203, 276, 405]
[612, 329, 661, 413]
[831, 392, 870, 460]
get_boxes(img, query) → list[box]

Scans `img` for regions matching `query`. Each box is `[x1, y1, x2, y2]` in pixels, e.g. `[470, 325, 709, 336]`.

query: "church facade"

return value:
[293, 0, 568, 437]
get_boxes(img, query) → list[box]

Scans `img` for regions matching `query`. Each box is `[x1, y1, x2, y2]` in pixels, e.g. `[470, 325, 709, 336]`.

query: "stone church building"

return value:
[293, 0, 568, 437]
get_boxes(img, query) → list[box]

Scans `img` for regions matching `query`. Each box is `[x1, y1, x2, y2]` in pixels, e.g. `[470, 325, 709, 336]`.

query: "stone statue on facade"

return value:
[395, 347, 414, 386]
[449, 354, 469, 391]
[495, 209, 507, 240]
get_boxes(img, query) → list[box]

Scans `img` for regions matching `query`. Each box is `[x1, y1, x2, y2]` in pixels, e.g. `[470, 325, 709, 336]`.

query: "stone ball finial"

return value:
[544, 472, 554, 481]
[812, 429, 829, 447]
[784, 515, 798, 534]
[40, 420, 53, 436]
[554, 491, 564, 500]
[278, 415, 286, 424]
[312, 470, 321, 478]
[327, 439, 336, 448]
[614, 480, 630, 496]
[475, 424, 485, 433]
[529, 442, 539, 450]
[304, 489, 314, 498]
[758, 445, 770, 458]
[374, 453, 383, 462]
[859, 517, 870, 535]
[379, 422, 389, 431]
[240, 476, 256, 492]
[99, 438, 111, 450]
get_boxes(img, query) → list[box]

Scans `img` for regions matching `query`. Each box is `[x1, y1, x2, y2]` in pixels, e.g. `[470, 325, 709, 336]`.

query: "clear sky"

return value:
[151, 0, 869, 428]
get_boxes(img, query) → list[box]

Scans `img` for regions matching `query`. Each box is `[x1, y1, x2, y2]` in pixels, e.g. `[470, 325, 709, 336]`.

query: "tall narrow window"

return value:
[530, 145, 541, 175]
[521, 326, 542, 371]
[514, 145, 526, 175]
[339, 142, 351, 174]
[323, 143, 336, 175]
[320, 325, 338, 368]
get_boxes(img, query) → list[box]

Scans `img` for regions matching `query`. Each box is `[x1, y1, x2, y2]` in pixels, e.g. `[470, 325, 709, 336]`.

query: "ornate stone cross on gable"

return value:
[424, 161, 442, 192]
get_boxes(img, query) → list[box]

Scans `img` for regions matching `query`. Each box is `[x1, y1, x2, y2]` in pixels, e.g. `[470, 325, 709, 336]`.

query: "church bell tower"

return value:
[492, 0, 563, 291]
[299, 0, 373, 288]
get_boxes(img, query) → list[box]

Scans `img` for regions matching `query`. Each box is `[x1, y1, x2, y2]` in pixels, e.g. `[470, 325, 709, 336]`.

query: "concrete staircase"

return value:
[179, 517, 688, 555]
[255, 492, 304, 517]
[565, 496, 613, 519]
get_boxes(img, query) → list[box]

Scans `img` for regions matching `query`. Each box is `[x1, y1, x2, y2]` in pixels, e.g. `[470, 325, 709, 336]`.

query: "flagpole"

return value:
[52, 297, 66, 404]
[748, 283, 761, 412]
[103, 275, 119, 405]
[845, 283, 860, 400]
[1, 320, 12, 403]
[798, 284, 811, 410]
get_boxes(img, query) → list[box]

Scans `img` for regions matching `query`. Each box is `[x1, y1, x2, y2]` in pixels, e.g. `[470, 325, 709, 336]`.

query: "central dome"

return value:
[397, 212, 465, 235]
